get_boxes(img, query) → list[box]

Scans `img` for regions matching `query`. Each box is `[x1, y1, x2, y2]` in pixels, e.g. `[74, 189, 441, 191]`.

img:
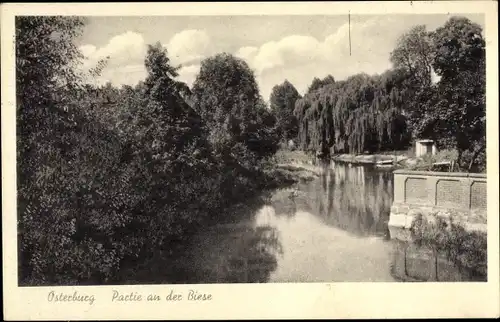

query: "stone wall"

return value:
[388, 170, 487, 281]
[389, 170, 487, 241]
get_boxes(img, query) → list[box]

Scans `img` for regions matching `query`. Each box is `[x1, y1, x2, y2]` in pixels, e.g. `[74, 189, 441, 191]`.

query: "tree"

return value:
[16, 16, 133, 285]
[390, 25, 433, 88]
[16, 16, 85, 181]
[306, 75, 336, 93]
[121, 43, 218, 254]
[418, 17, 486, 171]
[269, 80, 301, 142]
[192, 53, 279, 162]
[322, 75, 336, 87]
[139, 42, 207, 164]
[431, 17, 485, 80]
[16, 20, 217, 285]
[389, 25, 435, 135]
[294, 72, 410, 156]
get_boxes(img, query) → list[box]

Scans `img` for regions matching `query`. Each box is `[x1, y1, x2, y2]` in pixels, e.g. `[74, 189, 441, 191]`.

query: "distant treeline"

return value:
[269, 17, 485, 172]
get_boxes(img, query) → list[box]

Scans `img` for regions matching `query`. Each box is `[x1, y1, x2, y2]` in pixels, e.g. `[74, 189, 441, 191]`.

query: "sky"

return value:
[77, 14, 485, 101]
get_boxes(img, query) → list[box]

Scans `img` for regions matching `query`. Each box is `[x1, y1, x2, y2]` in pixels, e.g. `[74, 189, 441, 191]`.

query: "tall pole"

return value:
[348, 11, 351, 56]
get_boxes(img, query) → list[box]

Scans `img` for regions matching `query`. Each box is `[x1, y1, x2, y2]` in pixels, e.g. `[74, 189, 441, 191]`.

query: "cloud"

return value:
[177, 64, 201, 88]
[235, 46, 258, 62]
[253, 35, 322, 73]
[78, 31, 148, 87]
[166, 29, 213, 66]
[80, 44, 97, 58]
[236, 16, 417, 99]
[80, 29, 215, 87]
[81, 31, 146, 69]
[79, 16, 444, 100]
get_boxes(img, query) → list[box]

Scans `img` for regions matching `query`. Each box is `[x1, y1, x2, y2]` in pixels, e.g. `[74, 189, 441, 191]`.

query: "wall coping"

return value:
[393, 170, 487, 179]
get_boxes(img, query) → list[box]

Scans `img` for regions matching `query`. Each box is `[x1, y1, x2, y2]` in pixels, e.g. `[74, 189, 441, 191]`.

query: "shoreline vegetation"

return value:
[275, 148, 486, 174]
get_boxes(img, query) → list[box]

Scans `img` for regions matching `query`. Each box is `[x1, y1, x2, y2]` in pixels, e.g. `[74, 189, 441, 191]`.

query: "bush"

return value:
[460, 149, 486, 173]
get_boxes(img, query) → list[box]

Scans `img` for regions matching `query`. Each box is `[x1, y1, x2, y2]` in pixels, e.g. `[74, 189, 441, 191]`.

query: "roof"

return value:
[416, 139, 434, 143]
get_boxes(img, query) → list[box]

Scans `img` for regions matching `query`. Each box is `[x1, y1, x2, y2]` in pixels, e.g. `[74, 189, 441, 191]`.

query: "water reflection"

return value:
[151, 162, 396, 283]
[178, 223, 283, 283]
[151, 197, 284, 284]
[255, 207, 395, 282]
[273, 162, 393, 238]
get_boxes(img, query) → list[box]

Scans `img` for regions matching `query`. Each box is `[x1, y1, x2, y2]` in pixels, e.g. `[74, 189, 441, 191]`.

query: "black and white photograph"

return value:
[14, 11, 488, 285]
[2, 1, 499, 320]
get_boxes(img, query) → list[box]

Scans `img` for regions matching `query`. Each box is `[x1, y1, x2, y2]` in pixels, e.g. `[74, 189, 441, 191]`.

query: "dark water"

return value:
[158, 162, 400, 283]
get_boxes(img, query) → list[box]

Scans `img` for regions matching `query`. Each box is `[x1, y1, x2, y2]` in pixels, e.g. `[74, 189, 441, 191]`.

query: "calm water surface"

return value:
[164, 162, 398, 283]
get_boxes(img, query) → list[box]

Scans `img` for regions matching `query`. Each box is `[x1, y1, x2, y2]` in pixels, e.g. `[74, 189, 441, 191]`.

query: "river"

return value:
[157, 161, 401, 283]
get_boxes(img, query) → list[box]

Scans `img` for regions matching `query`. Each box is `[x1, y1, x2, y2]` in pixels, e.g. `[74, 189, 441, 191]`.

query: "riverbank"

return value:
[274, 148, 410, 166]
[273, 148, 469, 173]
[265, 149, 324, 186]
[261, 163, 321, 188]
[331, 153, 408, 165]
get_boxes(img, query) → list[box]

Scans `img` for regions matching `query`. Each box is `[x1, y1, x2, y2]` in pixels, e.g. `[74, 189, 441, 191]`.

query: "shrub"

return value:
[410, 212, 487, 279]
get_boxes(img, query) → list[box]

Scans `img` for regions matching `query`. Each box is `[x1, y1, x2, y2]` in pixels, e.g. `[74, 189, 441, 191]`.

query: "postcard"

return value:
[2, 1, 499, 320]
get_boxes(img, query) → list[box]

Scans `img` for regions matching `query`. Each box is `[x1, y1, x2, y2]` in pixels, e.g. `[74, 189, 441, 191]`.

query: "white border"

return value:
[2, 2, 499, 320]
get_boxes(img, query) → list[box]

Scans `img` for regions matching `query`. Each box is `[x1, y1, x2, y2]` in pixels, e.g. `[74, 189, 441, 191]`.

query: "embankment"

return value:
[388, 170, 487, 281]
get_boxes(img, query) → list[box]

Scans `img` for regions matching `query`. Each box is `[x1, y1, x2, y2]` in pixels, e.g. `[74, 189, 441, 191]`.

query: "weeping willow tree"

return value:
[294, 69, 411, 155]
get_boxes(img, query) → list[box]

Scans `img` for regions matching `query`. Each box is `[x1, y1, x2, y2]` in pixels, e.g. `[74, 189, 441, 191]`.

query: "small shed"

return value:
[415, 139, 437, 157]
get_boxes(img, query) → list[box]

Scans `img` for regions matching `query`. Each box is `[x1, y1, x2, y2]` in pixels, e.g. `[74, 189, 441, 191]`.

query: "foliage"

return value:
[390, 25, 433, 88]
[306, 75, 336, 94]
[389, 25, 435, 136]
[429, 17, 485, 171]
[192, 53, 280, 164]
[269, 80, 301, 142]
[294, 70, 411, 155]
[410, 212, 487, 279]
[17, 19, 281, 285]
[16, 14, 487, 285]
[16, 16, 126, 285]
[396, 17, 486, 172]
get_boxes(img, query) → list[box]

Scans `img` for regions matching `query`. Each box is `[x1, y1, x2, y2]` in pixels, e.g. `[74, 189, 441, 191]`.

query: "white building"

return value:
[415, 139, 437, 157]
